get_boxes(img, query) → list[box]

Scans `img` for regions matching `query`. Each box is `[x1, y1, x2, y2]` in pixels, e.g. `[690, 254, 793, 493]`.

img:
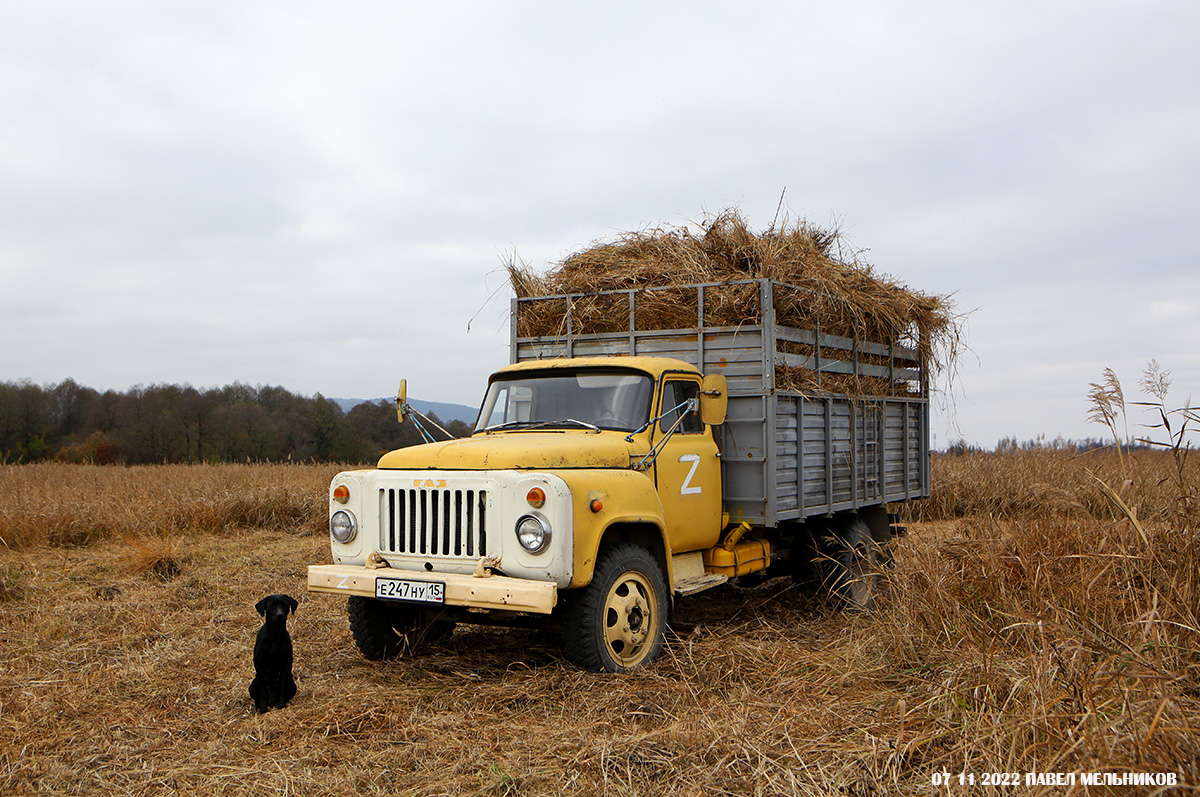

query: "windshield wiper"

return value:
[481, 420, 540, 432]
[527, 418, 600, 431]
[482, 418, 601, 433]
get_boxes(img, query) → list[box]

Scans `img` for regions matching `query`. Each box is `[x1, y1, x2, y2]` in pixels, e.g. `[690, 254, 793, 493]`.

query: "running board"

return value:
[674, 573, 729, 597]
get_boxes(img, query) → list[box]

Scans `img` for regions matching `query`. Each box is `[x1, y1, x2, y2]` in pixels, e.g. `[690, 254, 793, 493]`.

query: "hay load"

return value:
[507, 209, 960, 397]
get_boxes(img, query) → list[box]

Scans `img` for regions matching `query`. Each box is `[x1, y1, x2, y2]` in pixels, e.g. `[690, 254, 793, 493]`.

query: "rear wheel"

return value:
[346, 596, 455, 660]
[561, 543, 668, 672]
[822, 516, 885, 611]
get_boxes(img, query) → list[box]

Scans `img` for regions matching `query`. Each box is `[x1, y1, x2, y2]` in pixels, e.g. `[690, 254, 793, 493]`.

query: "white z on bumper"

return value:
[307, 564, 558, 615]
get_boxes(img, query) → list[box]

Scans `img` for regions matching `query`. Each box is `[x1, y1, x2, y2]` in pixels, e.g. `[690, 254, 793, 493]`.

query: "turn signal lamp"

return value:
[333, 485, 350, 504]
[526, 487, 546, 508]
[590, 499, 603, 513]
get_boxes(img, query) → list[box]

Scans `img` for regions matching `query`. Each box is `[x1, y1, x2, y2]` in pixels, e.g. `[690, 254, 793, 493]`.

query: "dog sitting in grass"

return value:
[249, 594, 298, 713]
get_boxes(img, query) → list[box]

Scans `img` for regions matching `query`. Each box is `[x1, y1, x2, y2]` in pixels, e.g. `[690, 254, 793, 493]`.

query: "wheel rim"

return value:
[602, 572, 657, 667]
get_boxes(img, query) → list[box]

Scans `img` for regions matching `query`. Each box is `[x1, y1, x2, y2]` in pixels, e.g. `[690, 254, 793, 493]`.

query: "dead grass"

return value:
[0, 462, 338, 551]
[912, 447, 1199, 527]
[0, 460, 1197, 795]
[507, 208, 964, 397]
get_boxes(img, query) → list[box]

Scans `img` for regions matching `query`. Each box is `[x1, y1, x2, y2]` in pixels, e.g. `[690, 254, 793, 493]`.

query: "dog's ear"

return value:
[255, 597, 268, 617]
[286, 595, 298, 615]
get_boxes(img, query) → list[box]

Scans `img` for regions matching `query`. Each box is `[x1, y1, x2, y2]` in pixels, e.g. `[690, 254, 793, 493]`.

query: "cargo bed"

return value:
[512, 278, 930, 526]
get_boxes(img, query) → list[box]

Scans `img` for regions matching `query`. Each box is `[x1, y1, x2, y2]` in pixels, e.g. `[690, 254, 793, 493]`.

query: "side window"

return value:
[659, 380, 703, 434]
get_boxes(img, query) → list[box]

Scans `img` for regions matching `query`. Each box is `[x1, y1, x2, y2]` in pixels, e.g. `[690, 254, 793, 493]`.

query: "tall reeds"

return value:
[0, 462, 337, 552]
[0, 366, 1195, 793]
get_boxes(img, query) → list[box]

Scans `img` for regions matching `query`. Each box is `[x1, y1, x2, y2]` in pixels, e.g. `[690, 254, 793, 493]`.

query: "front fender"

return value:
[557, 469, 667, 588]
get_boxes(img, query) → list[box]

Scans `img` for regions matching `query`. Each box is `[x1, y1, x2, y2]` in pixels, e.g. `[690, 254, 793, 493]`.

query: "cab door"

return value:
[652, 376, 723, 553]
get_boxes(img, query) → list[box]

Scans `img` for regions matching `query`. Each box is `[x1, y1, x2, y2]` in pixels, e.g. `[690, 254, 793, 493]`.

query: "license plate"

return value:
[375, 578, 445, 604]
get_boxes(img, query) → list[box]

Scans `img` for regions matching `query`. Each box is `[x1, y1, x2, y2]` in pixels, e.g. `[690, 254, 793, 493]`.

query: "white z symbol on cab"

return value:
[679, 454, 702, 495]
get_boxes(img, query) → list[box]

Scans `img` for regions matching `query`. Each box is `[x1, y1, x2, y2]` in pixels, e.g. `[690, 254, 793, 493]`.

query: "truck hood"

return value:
[377, 431, 647, 470]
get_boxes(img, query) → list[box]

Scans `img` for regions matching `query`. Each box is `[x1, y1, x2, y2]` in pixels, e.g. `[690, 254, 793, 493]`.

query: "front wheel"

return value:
[346, 596, 455, 660]
[561, 543, 668, 672]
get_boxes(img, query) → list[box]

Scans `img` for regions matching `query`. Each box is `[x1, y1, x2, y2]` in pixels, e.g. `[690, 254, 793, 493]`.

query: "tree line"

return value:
[0, 379, 472, 465]
[943, 435, 1151, 456]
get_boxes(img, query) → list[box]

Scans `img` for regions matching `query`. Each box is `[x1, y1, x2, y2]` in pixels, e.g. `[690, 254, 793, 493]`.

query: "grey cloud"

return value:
[1, 1, 1197, 445]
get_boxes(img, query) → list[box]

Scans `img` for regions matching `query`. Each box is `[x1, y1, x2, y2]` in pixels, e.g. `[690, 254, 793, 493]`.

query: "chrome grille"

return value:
[379, 488, 488, 557]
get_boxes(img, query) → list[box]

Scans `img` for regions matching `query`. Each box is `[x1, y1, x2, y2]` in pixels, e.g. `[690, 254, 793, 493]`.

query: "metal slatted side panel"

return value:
[801, 400, 830, 515]
[852, 402, 884, 507]
[775, 395, 799, 514]
[779, 396, 849, 520]
[705, 330, 768, 397]
[515, 328, 769, 396]
[776, 394, 931, 520]
[915, 401, 930, 497]
[775, 396, 899, 518]
[719, 394, 769, 525]
[883, 402, 908, 495]
[906, 399, 922, 500]
[872, 398, 931, 502]
[829, 402, 853, 505]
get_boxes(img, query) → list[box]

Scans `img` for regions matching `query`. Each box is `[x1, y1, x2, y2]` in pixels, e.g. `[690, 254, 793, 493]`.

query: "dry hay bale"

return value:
[507, 208, 961, 388]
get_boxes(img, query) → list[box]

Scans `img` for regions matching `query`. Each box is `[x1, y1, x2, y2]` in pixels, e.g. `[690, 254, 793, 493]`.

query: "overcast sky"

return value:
[2, 1, 1197, 448]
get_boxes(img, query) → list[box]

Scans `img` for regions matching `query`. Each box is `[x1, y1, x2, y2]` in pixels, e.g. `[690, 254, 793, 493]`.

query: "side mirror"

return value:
[395, 379, 408, 423]
[699, 374, 728, 426]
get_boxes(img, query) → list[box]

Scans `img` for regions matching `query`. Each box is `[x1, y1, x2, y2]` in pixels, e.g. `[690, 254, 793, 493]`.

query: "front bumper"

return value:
[307, 564, 558, 615]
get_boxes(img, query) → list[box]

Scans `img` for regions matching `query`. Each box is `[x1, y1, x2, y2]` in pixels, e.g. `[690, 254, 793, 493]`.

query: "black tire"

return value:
[873, 523, 896, 572]
[346, 596, 455, 661]
[821, 517, 884, 611]
[561, 543, 668, 673]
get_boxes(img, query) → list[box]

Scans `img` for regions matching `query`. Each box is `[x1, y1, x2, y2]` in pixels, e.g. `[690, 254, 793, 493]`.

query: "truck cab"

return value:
[308, 356, 734, 672]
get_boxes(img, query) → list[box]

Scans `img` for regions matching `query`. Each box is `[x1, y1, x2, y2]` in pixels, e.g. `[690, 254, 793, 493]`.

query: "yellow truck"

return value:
[308, 279, 929, 672]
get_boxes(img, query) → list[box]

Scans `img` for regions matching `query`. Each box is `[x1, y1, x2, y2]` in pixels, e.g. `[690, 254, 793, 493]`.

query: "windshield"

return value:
[476, 370, 654, 432]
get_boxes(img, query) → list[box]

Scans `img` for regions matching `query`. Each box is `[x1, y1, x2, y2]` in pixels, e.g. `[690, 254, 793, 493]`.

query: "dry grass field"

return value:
[0, 450, 1197, 795]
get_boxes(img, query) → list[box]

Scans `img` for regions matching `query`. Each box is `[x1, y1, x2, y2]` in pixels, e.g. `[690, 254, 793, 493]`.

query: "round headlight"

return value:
[516, 514, 551, 554]
[330, 510, 358, 544]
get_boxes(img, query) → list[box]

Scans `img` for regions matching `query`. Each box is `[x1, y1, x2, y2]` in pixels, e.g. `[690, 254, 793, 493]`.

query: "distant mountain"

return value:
[329, 396, 479, 426]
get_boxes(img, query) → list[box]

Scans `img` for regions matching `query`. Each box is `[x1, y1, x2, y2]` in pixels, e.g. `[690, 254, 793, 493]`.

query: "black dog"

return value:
[248, 594, 298, 713]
